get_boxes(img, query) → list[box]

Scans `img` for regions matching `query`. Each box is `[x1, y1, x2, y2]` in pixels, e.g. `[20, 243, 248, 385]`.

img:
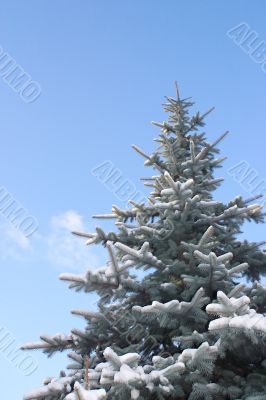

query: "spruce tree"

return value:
[23, 84, 266, 399]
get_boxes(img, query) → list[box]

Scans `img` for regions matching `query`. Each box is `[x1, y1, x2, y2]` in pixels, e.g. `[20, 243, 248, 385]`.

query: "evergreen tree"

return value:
[23, 84, 266, 400]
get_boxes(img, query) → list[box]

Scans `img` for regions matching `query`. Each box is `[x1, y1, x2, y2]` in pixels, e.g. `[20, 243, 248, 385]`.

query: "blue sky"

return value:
[0, 1, 266, 398]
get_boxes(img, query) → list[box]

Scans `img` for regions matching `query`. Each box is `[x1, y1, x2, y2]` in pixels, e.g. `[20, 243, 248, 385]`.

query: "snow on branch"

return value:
[193, 250, 249, 279]
[161, 172, 194, 199]
[133, 287, 209, 328]
[131, 144, 165, 174]
[195, 203, 263, 227]
[181, 225, 218, 259]
[22, 333, 74, 353]
[94, 347, 185, 398]
[60, 241, 132, 293]
[206, 291, 266, 335]
[178, 341, 219, 376]
[206, 291, 250, 317]
[115, 241, 166, 270]
[23, 375, 77, 400]
[65, 382, 107, 400]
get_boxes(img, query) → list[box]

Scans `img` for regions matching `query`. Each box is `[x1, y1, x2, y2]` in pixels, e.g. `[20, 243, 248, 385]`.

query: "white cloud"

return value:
[46, 210, 99, 271]
[0, 210, 102, 272]
[0, 218, 33, 261]
[6, 225, 31, 249]
[50, 210, 84, 232]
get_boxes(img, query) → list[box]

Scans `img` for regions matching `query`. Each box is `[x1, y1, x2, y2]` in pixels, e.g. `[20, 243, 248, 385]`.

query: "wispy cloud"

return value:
[6, 225, 31, 250]
[46, 210, 99, 271]
[0, 218, 32, 261]
[50, 210, 84, 232]
[0, 210, 100, 272]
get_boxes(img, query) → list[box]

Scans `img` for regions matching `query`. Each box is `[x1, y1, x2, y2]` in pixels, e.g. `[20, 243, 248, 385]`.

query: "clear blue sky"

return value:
[0, 1, 266, 398]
